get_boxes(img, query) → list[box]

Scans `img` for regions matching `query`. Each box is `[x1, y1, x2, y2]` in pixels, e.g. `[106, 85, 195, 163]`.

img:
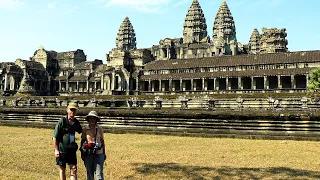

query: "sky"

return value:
[0, 0, 319, 63]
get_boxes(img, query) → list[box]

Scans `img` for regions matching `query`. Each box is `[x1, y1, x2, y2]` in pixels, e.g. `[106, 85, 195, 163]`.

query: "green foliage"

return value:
[308, 68, 320, 92]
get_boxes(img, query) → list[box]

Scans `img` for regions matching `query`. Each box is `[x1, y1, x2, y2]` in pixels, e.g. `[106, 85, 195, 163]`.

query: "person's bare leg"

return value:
[59, 166, 66, 180]
[70, 164, 77, 180]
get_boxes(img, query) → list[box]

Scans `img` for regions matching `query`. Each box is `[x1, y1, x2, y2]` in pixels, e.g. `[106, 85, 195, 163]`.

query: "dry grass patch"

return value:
[0, 126, 319, 179]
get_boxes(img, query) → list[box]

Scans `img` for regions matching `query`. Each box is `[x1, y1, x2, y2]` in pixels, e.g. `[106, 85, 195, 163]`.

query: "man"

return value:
[53, 103, 82, 180]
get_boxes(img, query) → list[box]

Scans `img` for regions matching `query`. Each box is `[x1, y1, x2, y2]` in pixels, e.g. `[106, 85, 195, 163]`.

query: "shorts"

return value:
[56, 152, 77, 167]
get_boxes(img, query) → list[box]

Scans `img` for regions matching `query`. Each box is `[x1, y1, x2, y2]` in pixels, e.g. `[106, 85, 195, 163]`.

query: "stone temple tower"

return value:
[260, 28, 288, 54]
[212, 1, 237, 55]
[115, 17, 137, 51]
[183, 0, 208, 44]
[248, 28, 261, 54]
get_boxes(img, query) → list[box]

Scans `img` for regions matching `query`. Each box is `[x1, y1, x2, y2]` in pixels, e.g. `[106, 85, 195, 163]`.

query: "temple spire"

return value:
[183, 0, 208, 44]
[212, 0, 237, 55]
[248, 28, 260, 54]
[115, 17, 137, 51]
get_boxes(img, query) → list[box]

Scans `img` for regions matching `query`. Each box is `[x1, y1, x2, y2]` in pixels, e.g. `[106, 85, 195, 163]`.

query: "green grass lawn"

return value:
[0, 126, 319, 180]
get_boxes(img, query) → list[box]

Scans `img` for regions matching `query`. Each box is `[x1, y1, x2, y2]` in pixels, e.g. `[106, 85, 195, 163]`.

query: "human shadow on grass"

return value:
[124, 163, 320, 180]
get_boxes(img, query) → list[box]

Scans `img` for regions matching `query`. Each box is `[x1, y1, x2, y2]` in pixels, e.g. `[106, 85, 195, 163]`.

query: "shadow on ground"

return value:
[124, 163, 320, 180]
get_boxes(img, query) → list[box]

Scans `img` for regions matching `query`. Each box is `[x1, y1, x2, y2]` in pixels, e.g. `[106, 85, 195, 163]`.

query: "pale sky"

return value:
[0, 0, 319, 63]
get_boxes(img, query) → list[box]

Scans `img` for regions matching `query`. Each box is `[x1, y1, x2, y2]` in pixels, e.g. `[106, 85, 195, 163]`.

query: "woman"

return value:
[80, 111, 106, 180]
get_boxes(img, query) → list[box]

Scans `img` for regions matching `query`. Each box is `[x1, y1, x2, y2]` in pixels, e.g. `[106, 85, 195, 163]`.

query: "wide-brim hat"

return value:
[67, 103, 78, 110]
[85, 111, 100, 122]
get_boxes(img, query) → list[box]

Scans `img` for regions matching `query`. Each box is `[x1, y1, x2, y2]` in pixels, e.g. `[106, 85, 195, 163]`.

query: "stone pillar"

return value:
[264, 76, 268, 90]
[252, 77, 256, 90]
[277, 75, 281, 89]
[151, 81, 155, 92]
[169, 79, 172, 92]
[291, 75, 295, 89]
[94, 82, 97, 92]
[66, 79, 69, 92]
[172, 80, 176, 91]
[77, 81, 79, 92]
[306, 74, 309, 89]
[202, 78, 206, 91]
[4, 73, 7, 91]
[59, 81, 61, 91]
[159, 80, 162, 92]
[148, 79, 151, 92]
[191, 79, 194, 91]
[226, 78, 230, 90]
[167, 48, 170, 59]
[136, 78, 139, 91]
[86, 81, 89, 92]
[238, 77, 242, 90]
[101, 76, 104, 91]
[180, 79, 183, 91]
[214, 78, 218, 90]
[183, 80, 186, 91]
[111, 72, 115, 91]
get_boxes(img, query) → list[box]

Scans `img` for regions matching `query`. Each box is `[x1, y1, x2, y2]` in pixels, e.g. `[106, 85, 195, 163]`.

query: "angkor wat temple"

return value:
[0, 0, 318, 96]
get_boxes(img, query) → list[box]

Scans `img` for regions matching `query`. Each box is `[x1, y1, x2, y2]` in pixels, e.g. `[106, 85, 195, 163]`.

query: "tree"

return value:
[308, 68, 320, 92]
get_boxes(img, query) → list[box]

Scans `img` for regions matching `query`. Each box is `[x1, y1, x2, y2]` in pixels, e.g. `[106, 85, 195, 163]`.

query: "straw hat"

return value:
[85, 111, 100, 122]
[67, 103, 78, 110]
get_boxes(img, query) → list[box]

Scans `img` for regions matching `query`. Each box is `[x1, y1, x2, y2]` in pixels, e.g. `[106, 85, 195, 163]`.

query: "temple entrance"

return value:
[229, 78, 238, 90]
[268, 76, 278, 89]
[281, 76, 291, 89]
[295, 75, 306, 89]
[254, 77, 264, 89]
[242, 77, 252, 90]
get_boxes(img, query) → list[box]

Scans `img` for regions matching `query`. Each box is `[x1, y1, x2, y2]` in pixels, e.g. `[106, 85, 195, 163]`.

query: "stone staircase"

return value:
[0, 113, 319, 141]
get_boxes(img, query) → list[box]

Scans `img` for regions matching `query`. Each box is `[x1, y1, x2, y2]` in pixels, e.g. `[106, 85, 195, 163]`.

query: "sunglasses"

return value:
[69, 108, 77, 112]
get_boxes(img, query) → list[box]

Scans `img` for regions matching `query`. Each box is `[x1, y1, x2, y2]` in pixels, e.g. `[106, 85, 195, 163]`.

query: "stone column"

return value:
[94, 82, 97, 92]
[159, 80, 162, 92]
[4, 73, 7, 91]
[264, 76, 268, 90]
[172, 80, 176, 91]
[277, 75, 281, 89]
[167, 48, 170, 59]
[86, 81, 89, 92]
[66, 79, 69, 92]
[169, 79, 172, 92]
[291, 75, 295, 89]
[306, 74, 309, 89]
[136, 78, 139, 91]
[148, 79, 151, 92]
[191, 79, 194, 91]
[180, 79, 183, 91]
[202, 78, 205, 91]
[111, 72, 115, 91]
[101, 76, 104, 91]
[238, 77, 242, 90]
[76, 81, 79, 92]
[226, 78, 229, 90]
[252, 77, 256, 90]
[151, 81, 155, 92]
[214, 78, 217, 90]
[59, 81, 62, 91]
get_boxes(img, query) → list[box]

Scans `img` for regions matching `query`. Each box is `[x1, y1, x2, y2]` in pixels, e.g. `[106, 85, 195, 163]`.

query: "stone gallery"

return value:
[0, 0, 318, 96]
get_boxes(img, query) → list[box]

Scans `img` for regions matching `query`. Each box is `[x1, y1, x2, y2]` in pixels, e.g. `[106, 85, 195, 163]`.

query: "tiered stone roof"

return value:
[144, 50, 320, 70]
[212, 1, 237, 47]
[183, 0, 208, 44]
[116, 17, 137, 51]
[248, 29, 261, 54]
